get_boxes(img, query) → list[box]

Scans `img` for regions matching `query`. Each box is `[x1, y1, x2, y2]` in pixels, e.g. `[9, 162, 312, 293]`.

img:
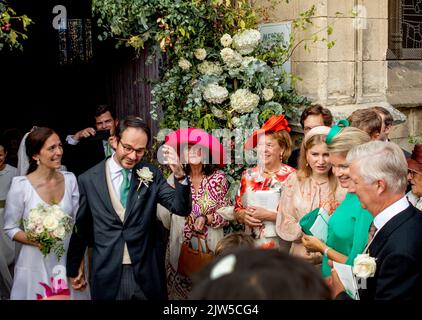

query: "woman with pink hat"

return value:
[157, 128, 230, 300]
[276, 126, 346, 264]
[407, 144, 422, 210]
[234, 115, 295, 250]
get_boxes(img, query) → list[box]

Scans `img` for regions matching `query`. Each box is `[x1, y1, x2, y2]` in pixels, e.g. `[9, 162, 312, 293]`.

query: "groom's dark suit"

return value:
[66, 159, 191, 300]
[339, 204, 422, 300]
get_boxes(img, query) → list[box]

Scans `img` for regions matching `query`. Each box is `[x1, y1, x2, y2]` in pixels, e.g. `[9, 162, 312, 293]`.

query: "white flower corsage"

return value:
[353, 253, 377, 279]
[136, 167, 153, 191]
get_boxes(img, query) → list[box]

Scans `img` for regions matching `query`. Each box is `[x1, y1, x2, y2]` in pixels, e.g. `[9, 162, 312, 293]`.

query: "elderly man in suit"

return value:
[66, 116, 191, 300]
[330, 141, 422, 300]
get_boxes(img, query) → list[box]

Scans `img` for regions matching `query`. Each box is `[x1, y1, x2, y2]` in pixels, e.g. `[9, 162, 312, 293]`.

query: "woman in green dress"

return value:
[302, 122, 374, 277]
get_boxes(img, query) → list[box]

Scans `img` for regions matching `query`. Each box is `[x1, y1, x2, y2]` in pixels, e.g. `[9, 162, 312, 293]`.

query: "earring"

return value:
[36, 159, 40, 166]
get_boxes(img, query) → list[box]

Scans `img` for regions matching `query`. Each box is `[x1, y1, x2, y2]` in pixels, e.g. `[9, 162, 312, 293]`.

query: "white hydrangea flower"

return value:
[194, 48, 207, 61]
[220, 33, 233, 47]
[197, 61, 223, 76]
[178, 58, 192, 71]
[220, 48, 242, 68]
[232, 29, 261, 55]
[262, 88, 274, 101]
[203, 83, 229, 104]
[230, 89, 260, 113]
[241, 56, 258, 69]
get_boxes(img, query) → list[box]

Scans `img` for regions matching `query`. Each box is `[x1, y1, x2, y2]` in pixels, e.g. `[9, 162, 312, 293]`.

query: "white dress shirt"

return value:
[108, 155, 132, 197]
[372, 196, 409, 239]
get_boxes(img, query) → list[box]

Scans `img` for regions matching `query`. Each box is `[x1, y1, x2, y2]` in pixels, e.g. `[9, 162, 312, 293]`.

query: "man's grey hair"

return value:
[346, 141, 407, 194]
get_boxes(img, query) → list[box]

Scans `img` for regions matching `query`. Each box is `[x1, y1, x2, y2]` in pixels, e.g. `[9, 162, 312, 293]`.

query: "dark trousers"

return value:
[116, 265, 147, 300]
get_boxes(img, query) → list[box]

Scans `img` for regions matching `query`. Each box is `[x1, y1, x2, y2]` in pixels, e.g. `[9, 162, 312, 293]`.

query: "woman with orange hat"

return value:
[158, 128, 230, 300]
[234, 115, 295, 250]
[407, 144, 422, 210]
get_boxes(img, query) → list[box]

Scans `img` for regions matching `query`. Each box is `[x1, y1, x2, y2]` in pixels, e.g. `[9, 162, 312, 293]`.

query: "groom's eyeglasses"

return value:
[119, 141, 145, 157]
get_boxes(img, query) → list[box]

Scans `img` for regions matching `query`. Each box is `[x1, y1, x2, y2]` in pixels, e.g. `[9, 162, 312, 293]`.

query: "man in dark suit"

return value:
[66, 116, 191, 300]
[330, 141, 422, 300]
[63, 105, 119, 176]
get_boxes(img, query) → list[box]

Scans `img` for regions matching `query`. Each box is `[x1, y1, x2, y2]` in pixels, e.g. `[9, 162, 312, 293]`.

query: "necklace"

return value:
[263, 167, 282, 175]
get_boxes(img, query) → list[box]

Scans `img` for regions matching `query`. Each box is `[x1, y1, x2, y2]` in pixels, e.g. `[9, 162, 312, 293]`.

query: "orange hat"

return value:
[244, 115, 291, 150]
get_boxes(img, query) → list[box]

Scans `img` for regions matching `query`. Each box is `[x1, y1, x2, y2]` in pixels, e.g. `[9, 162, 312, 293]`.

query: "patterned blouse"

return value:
[234, 164, 296, 249]
[183, 171, 230, 241]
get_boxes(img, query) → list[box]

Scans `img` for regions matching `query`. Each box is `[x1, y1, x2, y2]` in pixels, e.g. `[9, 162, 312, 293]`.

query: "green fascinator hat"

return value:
[325, 119, 349, 145]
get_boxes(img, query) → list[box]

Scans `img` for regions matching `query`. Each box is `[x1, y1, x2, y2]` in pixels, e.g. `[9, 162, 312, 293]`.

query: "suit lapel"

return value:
[91, 160, 119, 221]
[368, 206, 414, 257]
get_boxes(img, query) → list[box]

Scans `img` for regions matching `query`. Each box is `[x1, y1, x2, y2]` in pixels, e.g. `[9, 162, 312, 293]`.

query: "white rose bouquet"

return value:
[23, 203, 73, 260]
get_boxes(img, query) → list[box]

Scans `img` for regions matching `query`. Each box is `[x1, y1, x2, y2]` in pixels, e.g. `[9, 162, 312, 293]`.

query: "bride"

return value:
[4, 127, 89, 300]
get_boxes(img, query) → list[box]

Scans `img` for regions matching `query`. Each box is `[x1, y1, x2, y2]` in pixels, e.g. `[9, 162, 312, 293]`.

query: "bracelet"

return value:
[323, 246, 330, 257]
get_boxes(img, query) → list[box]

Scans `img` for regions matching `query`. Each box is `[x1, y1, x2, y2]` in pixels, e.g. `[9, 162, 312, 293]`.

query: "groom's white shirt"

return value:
[108, 155, 132, 197]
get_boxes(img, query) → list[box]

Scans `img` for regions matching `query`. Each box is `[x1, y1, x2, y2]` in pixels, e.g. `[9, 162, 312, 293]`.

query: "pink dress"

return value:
[276, 172, 346, 261]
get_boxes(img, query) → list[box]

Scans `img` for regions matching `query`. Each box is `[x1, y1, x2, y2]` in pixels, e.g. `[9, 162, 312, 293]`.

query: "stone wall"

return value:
[256, 0, 421, 151]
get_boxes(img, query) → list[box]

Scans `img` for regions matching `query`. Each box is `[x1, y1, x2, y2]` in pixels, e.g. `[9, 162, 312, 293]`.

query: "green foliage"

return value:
[92, 0, 340, 197]
[0, 1, 33, 51]
[409, 133, 422, 145]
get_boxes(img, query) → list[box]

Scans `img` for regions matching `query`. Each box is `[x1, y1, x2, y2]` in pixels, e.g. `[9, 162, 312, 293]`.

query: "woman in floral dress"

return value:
[234, 115, 295, 250]
[158, 128, 230, 299]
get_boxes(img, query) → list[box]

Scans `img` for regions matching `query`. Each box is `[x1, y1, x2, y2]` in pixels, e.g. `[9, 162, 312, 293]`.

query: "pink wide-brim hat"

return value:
[164, 128, 226, 167]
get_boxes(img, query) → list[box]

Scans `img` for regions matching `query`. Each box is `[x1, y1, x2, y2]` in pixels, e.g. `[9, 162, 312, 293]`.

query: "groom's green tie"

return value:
[120, 168, 130, 208]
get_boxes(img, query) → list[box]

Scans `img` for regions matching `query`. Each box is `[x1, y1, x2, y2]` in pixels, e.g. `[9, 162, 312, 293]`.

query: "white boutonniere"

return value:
[136, 167, 154, 191]
[353, 253, 377, 279]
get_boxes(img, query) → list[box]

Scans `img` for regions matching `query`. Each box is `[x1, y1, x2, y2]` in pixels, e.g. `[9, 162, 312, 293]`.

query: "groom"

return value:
[66, 116, 191, 300]
[331, 141, 422, 300]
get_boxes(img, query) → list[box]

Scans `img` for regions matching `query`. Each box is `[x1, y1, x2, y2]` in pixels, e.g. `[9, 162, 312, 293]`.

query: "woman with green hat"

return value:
[302, 121, 374, 278]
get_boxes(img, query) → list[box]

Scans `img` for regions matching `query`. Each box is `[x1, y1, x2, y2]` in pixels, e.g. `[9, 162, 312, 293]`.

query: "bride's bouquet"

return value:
[23, 203, 73, 260]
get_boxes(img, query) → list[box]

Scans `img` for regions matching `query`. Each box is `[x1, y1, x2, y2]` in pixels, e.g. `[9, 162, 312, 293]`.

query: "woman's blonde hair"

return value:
[267, 130, 292, 164]
[327, 127, 371, 157]
[297, 134, 338, 193]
